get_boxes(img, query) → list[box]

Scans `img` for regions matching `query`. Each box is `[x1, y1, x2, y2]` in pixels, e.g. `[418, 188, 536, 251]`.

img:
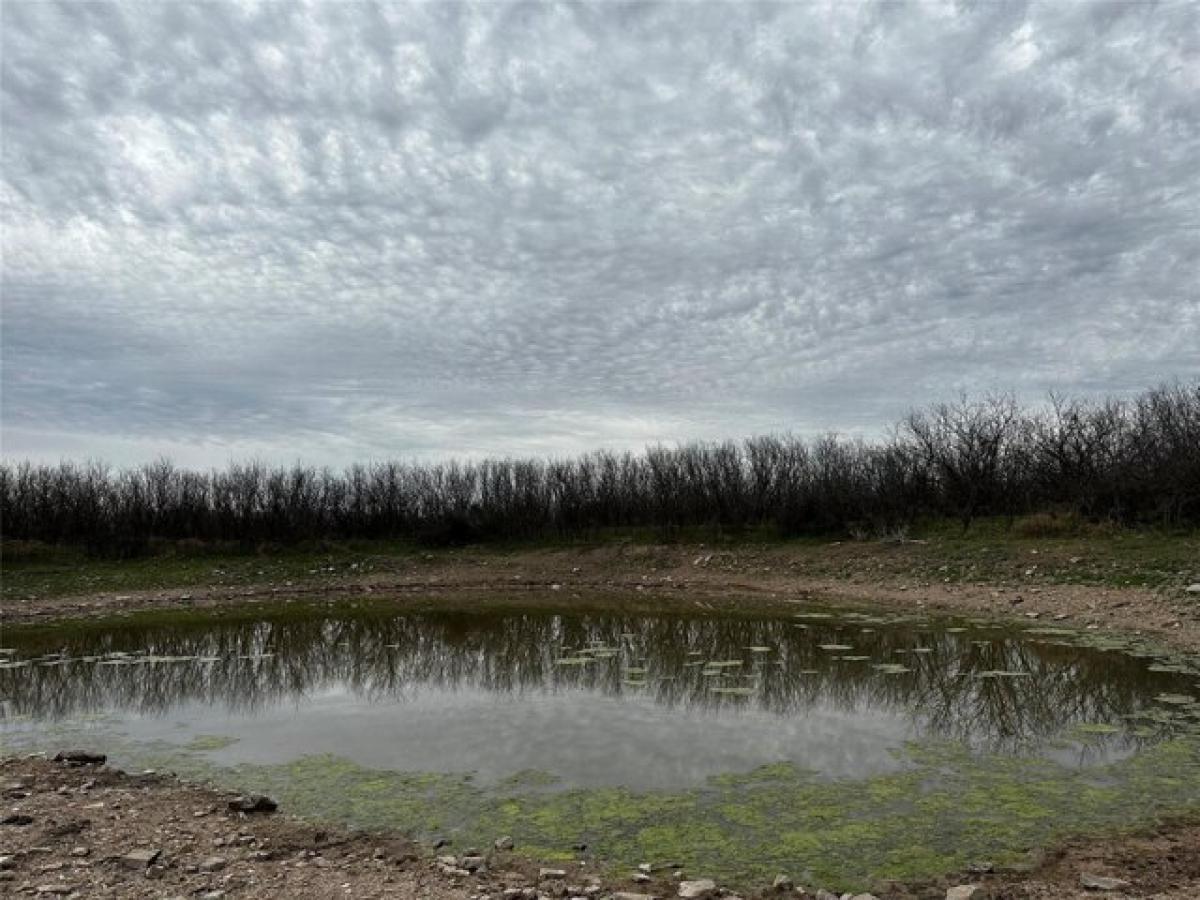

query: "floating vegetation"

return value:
[1155, 694, 1196, 706]
[975, 670, 1033, 679]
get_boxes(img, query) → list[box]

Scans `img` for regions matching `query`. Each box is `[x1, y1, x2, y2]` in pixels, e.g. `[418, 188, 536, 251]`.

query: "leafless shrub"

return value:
[1, 383, 1196, 553]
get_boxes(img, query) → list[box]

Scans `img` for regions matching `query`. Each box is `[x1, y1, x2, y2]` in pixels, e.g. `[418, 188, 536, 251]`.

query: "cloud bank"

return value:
[3, 0, 1198, 466]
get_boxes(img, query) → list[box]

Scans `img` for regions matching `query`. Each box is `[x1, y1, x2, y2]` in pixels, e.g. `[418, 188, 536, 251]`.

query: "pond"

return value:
[3, 601, 1200, 890]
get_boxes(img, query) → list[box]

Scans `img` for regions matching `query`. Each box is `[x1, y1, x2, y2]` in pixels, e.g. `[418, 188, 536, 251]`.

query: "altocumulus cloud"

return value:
[2, 1, 1198, 466]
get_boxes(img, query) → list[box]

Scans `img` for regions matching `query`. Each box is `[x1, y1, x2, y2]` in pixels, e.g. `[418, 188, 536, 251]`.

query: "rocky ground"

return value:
[1, 755, 1198, 900]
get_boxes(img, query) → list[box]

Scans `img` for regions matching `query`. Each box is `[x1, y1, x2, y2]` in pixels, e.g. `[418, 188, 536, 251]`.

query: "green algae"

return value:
[7, 722, 1199, 894]
[184, 734, 239, 751]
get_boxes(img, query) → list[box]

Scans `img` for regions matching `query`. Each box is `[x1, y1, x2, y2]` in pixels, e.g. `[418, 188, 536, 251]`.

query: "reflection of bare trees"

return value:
[1, 612, 1189, 751]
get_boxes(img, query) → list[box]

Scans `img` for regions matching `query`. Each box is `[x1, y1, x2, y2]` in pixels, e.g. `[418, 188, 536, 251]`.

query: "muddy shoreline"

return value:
[5, 543, 1199, 652]
[2, 755, 1198, 900]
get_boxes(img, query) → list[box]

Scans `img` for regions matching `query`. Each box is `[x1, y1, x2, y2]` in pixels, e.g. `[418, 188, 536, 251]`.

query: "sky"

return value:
[2, 1, 1198, 468]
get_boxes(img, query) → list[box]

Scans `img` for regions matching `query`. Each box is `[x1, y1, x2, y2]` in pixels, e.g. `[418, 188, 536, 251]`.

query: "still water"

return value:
[1, 603, 1194, 789]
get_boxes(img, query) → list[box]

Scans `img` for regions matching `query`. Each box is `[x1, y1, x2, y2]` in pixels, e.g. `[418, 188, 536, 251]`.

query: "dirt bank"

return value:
[1, 756, 1198, 900]
[5, 543, 1199, 653]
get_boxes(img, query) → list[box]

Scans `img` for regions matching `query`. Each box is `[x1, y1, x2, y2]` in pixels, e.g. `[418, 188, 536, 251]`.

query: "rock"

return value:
[638, 864, 653, 874]
[228, 793, 277, 814]
[613, 895, 655, 900]
[540, 869, 568, 881]
[495, 836, 515, 851]
[0, 856, 13, 869]
[849, 894, 879, 900]
[773, 875, 794, 892]
[633, 873, 652, 883]
[946, 887, 984, 900]
[35, 886, 75, 896]
[678, 879, 717, 899]
[121, 848, 162, 869]
[69, 847, 89, 858]
[1079, 873, 1131, 891]
[201, 892, 226, 900]
[815, 891, 839, 900]
[198, 855, 227, 873]
[460, 855, 486, 872]
[52, 750, 106, 766]
[1184, 584, 1200, 594]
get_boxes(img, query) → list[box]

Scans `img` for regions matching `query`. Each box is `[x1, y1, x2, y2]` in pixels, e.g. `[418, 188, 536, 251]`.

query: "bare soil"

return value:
[1, 757, 1197, 900]
[5, 543, 1199, 652]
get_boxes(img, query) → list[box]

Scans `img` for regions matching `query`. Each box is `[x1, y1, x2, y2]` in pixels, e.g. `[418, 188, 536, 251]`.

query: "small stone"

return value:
[613, 894, 655, 900]
[849, 894, 879, 900]
[121, 848, 162, 869]
[69, 847, 89, 858]
[35, 886, 75, 896]
[201, 892, 226, 900]
[633, 873, 652, 883]
[53, 750, 106, 766]
[540, 868, 568, 881]
[946, 887, 985, 900]
[678, 879, 717, 899]
[773, 875, 794, 892]
[0, 856, 13, 869]
[494, 836, 515, 851]
[461, 855, 486, 872]
[199, 855, 227, 873]
[1183, 583, 1200, 594]
[227, 794, 277, 814]
[816, 891, 839, 900]
[638, 864, 653, 874]
[1079, 873, 1131, 891]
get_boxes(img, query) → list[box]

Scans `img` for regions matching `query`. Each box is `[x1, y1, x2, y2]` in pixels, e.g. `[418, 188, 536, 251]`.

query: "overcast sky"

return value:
[3, 1, 1198, 468]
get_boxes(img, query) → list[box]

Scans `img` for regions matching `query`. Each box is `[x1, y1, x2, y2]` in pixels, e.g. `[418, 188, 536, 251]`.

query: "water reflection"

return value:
[0, 607, 1189, 755]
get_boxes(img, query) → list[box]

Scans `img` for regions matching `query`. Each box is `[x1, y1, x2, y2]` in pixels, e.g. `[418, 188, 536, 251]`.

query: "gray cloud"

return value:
[3, 0, 1198, 466]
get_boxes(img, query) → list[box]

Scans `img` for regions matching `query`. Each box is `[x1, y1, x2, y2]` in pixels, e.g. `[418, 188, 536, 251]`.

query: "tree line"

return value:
[2, 383, 1197, 553]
